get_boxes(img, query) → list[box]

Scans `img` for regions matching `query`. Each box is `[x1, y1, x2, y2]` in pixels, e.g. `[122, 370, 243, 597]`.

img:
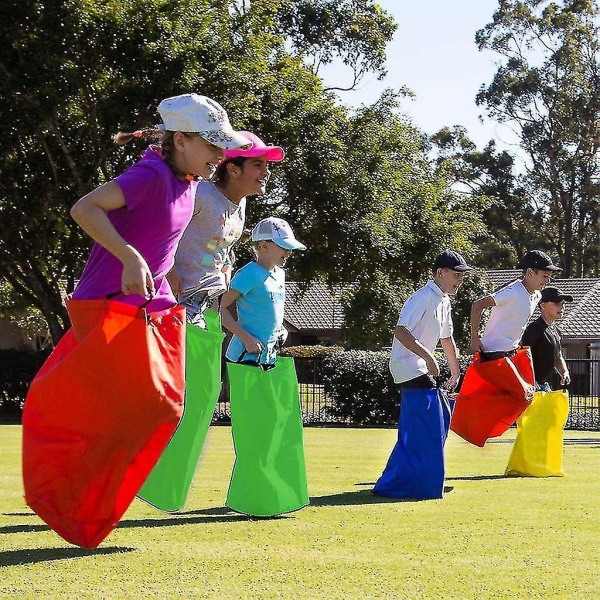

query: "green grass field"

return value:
[1, 425, 598, 599]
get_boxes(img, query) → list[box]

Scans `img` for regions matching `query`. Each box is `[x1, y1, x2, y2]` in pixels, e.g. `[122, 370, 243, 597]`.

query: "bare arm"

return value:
[394, 325, 439, 377]
[440, 336, 461, 389]
[220, 289, 264, 354]
[70, 181, 154, 297]
[166, 267, 184, 296]
[470, 295, 496, 354]
[556, 352, 570, 386]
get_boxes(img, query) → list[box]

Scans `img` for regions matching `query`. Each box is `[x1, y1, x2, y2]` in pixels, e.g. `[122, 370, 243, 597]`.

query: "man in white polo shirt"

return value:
[470, 250, 561, 361]
[389, 250, 475, 390]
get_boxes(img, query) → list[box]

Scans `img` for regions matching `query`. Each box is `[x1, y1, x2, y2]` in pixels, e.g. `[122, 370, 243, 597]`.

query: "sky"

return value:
[322, 0, 518, 151]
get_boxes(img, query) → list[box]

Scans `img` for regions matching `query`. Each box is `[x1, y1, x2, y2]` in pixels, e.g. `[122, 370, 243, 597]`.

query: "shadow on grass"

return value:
[0, 523, 50, 535]
[174, 506, 289, 520]
[0, 508, 289, 538]
[0, 546, 135, 567]
[117, 509, 290, 529]
[446, 474, 507, 481]
[488, 437, 599, 446]
[309, 487, 453, 506]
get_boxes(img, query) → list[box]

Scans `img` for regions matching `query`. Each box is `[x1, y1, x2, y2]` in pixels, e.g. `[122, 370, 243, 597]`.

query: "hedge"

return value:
[0, 349, 49, 420]
[320, 348, 473, 426]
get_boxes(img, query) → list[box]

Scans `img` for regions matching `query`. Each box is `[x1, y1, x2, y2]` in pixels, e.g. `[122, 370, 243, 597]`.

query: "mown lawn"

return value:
[1, 425, 598, 599]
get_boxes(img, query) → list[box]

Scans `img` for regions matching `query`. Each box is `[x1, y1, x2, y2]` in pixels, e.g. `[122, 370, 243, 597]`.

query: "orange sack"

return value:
[450, 348, 534, 447]
[22, 299, 185, 549]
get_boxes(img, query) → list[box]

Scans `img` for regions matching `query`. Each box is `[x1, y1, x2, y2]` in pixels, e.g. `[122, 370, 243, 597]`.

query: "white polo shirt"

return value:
[389, 280, 453, 384]
[480, 279, 541, 353]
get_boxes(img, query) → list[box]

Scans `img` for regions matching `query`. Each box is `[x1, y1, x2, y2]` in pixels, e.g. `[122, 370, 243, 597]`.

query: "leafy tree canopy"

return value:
[1, 0, 486, 349]
[475, 0, 600, 277]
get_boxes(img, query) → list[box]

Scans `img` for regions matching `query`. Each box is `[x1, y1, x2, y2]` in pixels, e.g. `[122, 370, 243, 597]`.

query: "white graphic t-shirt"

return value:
[175, 181, 246, 300]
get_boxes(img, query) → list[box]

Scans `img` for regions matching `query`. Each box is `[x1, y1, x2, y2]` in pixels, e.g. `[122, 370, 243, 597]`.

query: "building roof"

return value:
[284, 274, 600, 341]
[483, 271, 600, 340]
[284, 282, 344, 331]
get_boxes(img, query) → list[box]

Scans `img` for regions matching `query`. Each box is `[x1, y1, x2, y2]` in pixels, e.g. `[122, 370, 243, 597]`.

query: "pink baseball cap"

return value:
[224, 131, 285, 162]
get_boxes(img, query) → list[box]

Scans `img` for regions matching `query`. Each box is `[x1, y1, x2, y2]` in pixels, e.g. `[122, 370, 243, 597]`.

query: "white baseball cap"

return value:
[251, 217, 307, 251]
[157, 93, 252, 150]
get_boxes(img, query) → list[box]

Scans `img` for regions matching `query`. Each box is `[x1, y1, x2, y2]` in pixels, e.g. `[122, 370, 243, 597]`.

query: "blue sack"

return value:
[373, 388, 451, 500]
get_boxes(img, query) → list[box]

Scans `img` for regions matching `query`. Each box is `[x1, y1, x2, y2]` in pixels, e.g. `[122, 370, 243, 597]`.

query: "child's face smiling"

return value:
[237, 155, 271, 196]
[257, 240, 292, 269]
[176, 134, 224, 179]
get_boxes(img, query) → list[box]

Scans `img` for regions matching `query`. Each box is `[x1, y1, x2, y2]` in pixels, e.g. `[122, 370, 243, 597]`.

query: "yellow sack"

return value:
[505, 390, 569, 477]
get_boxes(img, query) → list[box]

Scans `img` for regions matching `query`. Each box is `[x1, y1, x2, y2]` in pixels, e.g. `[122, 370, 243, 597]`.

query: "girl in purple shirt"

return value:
[71, 93, 251, 310]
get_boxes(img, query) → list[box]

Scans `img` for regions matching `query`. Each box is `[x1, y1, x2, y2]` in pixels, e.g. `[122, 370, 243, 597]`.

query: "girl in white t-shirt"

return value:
[168, 132, 285, 327]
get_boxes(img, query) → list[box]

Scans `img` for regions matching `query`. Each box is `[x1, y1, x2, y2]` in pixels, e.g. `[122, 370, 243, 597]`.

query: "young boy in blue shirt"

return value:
[221, 217, 306, 366]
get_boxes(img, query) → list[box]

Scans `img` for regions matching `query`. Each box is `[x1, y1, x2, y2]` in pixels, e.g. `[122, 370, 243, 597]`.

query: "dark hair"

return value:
[112, 128, 200, 179]
[213, 156, 248, 183]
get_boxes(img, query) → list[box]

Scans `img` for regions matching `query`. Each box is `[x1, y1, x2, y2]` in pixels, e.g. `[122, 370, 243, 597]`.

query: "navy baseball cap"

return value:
[540, 286, 573, 303]
[433, 250, 475, 272]
[517, 250, 562, 271]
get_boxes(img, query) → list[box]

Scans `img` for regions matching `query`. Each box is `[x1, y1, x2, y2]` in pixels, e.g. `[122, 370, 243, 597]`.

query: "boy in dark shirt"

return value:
[520, 286, 572, 389]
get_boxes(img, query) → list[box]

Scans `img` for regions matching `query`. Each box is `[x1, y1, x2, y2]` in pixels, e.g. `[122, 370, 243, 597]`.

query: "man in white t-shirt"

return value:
[389, 250, 474, 390]
[470, 250, 561, 361]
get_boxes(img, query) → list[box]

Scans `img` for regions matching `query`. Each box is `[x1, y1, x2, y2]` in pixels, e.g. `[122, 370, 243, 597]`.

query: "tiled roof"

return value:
[284, 282, 345, 331]
[559, 280, 600, 339]
[484, 271, 600, 339]
[284, 274, 600, 339]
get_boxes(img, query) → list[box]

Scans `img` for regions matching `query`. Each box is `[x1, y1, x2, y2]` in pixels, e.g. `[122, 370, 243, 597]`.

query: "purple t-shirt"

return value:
[72, 147, 197, 311]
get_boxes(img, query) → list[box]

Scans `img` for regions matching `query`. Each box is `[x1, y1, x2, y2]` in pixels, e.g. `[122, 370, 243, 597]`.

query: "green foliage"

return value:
[277, 0, 397, 89]
[0, 0, 398, 344]
[280, 344, 344, 358]
[475, 0, 600, 277]
[0, 0, 488, 351]
[0, 349, 49, 419]
[434, 349, 472, 383]
[431, 130, 550, 268]
[321, 349, 398, 425]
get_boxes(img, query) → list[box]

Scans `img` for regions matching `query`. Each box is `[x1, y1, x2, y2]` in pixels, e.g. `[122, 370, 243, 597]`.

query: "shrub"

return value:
[0, 349, 49, 420]
[435, 350, 473, 382]
[320, 348, 474, 427]
[321, 350, 399, 426]
[280, 345, 345, 358]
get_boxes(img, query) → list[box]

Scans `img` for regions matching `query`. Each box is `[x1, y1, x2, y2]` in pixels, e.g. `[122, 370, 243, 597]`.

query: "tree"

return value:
[275, 0, 397, 90]
[431, 126, 549, 268]
[0, 0, 396, 344]
[476, 0, 600, 277]
[291, 94, 486, 349]
[1, 0, 487, 350]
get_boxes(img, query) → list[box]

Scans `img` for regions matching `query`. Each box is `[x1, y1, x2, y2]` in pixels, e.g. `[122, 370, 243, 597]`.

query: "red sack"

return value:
[450, 348, 534, 447]
[22, 299, 185, 548]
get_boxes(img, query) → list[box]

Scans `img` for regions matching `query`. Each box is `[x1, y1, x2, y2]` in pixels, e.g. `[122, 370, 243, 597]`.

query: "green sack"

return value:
[138, 309, 224, 512]
[226, 357, 309, 517]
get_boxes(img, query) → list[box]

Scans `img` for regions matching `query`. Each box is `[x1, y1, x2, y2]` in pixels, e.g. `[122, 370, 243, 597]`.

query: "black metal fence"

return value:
[553, 359, 600, 430]
[215, 357, 600, 430]
[214, 357, 336, 425]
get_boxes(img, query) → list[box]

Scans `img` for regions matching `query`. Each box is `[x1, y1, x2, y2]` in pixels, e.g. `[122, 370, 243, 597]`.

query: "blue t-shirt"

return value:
[225, 262, 285, 365]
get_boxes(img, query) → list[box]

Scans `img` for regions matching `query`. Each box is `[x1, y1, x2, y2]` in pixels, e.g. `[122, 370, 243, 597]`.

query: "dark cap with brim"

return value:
[433, 250, 475, 272]
[540, 286, 573, 303]
[517, 250, 562, 271]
